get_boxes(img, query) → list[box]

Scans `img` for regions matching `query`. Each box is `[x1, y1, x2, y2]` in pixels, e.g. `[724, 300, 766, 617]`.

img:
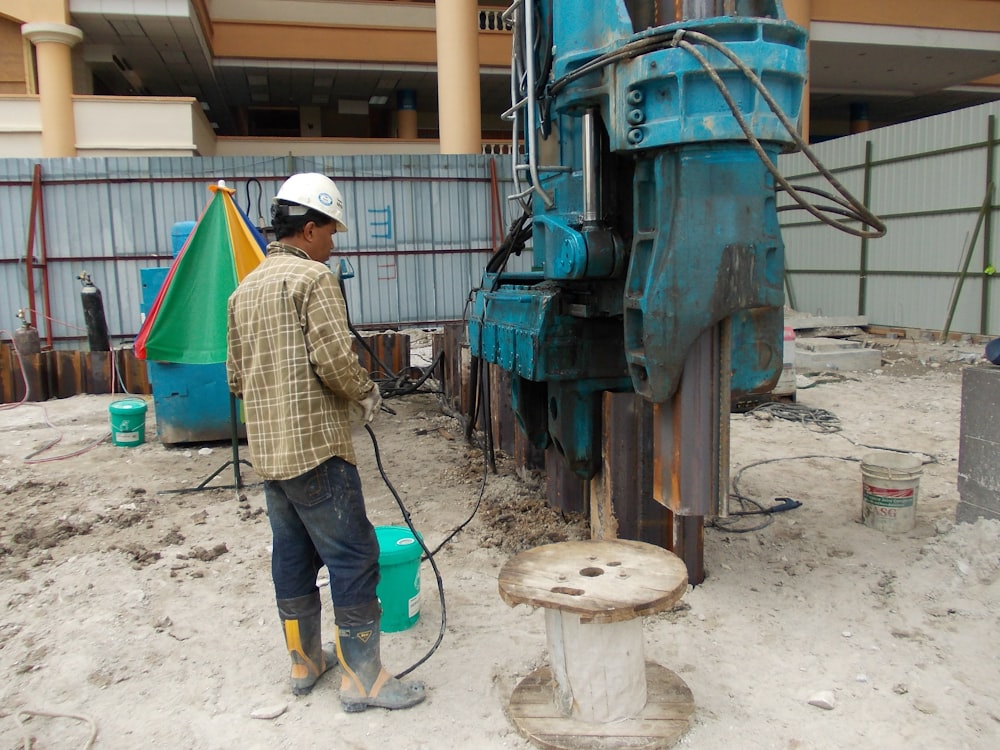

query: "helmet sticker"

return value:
[318, 192, 334, 206]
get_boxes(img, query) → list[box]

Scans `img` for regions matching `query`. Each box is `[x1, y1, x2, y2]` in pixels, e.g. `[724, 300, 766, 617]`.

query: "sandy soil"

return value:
[0, 334, 998, 750]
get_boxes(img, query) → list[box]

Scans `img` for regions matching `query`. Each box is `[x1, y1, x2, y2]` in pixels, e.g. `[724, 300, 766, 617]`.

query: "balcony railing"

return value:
[479, 8, 513, 31]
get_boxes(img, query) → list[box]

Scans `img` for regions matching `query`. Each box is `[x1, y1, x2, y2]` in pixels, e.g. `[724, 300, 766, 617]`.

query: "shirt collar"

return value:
[266, 241, 311, 260]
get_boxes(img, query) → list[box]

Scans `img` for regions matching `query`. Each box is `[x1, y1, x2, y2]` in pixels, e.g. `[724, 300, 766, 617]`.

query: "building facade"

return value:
[0, 0, 998, 157]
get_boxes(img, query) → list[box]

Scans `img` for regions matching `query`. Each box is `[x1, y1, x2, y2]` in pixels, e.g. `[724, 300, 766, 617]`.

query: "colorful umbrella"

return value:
[136, 183, 267, 364]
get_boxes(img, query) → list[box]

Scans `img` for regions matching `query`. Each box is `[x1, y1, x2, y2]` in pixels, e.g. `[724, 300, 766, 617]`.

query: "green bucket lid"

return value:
[375, 526, 422, 564]
[109, 399, 147, 415]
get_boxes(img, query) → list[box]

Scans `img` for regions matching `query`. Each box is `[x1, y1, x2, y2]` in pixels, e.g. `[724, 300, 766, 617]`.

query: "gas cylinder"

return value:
[12, 320, 41, 355]
[79, 272, 111, 352]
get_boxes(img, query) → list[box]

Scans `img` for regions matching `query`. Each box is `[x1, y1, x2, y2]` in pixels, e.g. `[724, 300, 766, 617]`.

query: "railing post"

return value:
[858, 140, 874, 315]
[981, 114, 996, 336]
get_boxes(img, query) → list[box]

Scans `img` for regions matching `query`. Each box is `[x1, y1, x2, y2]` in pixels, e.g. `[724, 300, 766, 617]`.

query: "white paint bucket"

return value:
[860, 451, 922, 533]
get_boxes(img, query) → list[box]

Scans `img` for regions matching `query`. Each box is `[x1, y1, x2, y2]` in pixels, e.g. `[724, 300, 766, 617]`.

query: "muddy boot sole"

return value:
[340, 678, 426, 712]
[291, 643, 338, 696]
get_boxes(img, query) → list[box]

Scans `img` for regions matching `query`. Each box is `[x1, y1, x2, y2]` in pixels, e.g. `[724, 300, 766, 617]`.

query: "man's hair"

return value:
[271, 201, 335, 240]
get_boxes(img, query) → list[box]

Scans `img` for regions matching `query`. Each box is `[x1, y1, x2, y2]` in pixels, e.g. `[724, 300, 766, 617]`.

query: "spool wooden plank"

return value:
[508, 663, 694, 750]
[546, 611, 646, 721]
[498, 540, 688, 623]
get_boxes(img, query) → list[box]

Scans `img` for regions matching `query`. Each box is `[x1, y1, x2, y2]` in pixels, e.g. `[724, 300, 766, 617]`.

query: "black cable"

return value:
[376, 351, 444, 399]
[423, 440, 489, 560]
[465, 355, 481, 443]
[747, 401, 843, 433]
[337, 254, 442, 399]
[714, 454, 858, 533]
[364, 424, 446, 679]
[747, 400, 939, 464]
[485, 209, 532, 277]
[412, 204, 534, 561]
[348, 324, 397, 383]
[335, 179, 530, 679]
[245, 178, 264, 226]
[717, 394, 940, 533]
[546, 25, 886, 239]
[339, 271, 494, 677]
[337, 271, 448, 677]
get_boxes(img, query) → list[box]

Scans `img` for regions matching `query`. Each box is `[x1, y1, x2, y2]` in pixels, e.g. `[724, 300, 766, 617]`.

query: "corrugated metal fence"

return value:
[2, 102, 999, 352]
[778, 101, 1000, 336]
[0, 154, 521, 349]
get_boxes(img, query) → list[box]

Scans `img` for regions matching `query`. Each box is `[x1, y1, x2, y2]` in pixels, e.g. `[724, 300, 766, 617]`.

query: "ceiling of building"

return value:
[69, 8, 1000, 140]
[807, 22, 1000, 133]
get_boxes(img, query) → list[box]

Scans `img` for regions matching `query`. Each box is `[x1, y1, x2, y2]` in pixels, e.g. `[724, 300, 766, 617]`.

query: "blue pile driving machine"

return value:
[468, 0, 882, 579]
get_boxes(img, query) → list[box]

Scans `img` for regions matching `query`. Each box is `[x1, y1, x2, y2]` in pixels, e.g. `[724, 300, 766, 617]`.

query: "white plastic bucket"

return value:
[860, 451, 922, 533]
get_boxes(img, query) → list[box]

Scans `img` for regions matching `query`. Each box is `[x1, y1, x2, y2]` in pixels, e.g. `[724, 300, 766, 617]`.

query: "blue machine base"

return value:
[146, 361, 245, 445]
[140, 266, 244, 445]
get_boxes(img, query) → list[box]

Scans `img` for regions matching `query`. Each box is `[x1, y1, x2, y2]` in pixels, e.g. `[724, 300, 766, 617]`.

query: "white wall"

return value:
[779, 101, 1000, 336]
[0, 95, 210, 157]
[0, 97, 42, 157]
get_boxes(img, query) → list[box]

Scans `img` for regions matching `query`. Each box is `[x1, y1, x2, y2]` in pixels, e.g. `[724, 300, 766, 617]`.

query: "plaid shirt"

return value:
[226, 242, 374, 479]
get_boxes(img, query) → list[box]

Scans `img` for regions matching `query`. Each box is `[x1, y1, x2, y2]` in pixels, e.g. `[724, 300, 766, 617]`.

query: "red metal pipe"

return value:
[24, 164, 39, 331]
[488, 157, 503, 253]
[37, 165, 53, 349]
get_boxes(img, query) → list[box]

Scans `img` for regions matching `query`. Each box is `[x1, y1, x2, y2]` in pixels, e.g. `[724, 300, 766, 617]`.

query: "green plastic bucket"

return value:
[375, 526, 422, 632]
[108, 399, 148, 447]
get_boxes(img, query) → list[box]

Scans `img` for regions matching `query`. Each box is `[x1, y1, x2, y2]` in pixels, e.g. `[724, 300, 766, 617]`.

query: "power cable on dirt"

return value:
[13, 708, 97, 750]
[719, 399, 940, 533]
[341, 272, 497, 676]
[1, 326, 115, 461]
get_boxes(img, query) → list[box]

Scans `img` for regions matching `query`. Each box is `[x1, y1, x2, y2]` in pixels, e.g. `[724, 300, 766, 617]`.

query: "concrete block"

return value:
[794, 337, 882, 372]
[959, 365, 1000, 442]
[785, 314, 869, 331]
[956, 483, 1000, 523]
[958, 365, 1000, 522]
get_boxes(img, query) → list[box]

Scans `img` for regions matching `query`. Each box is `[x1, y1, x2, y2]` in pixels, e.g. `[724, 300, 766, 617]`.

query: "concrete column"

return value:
[21, 22, 83, 157]
[782, 0, 811, 142]
[435, 0, 482, 154]
[397, 88, 418, 139]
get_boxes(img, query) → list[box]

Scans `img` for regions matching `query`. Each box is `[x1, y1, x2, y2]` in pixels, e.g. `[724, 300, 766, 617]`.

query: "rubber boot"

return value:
[334, 601, 426, 712]
[278, 591, 337, 696]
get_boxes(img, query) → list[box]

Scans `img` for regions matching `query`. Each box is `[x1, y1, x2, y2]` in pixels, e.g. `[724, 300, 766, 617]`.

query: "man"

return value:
[226, 172, 425, 712]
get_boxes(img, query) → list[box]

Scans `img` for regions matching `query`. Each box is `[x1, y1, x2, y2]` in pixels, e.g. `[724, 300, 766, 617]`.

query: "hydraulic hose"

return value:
[364, 423, 447, 679]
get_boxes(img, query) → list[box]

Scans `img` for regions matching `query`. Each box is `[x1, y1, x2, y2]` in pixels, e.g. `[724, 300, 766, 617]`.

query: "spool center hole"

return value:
[579, 567, 604, 577]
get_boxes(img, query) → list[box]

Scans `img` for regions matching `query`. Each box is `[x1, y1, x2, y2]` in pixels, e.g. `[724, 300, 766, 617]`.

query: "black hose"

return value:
[338, 269, 448, 676]
[364, 424, 447, 679]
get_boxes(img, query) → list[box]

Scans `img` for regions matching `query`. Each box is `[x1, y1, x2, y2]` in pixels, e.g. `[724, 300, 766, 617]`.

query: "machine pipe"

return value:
[522, 0, 554, 208]
[582, 109, 600, 224]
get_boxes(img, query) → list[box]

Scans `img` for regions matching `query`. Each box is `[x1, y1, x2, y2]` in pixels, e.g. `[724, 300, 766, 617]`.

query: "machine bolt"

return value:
[627, 128, 644, 144]
[627, 89, 644, 105]
[627, 108, 645, 125]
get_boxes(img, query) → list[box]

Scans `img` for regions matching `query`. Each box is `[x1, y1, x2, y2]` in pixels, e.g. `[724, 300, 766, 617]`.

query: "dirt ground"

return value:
[1, 333, 998, 750]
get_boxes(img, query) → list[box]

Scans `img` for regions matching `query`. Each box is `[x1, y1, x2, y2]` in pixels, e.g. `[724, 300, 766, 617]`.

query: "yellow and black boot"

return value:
[334, 601, 426, 712]
[278, 591, 337, 696]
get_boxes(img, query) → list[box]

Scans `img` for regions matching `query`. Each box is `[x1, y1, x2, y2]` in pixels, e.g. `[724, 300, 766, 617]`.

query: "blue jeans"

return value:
[264, 456, 380, 609]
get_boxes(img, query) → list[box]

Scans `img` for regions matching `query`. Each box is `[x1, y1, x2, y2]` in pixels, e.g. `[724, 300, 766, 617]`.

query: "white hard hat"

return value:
[273, 173, 348, 232]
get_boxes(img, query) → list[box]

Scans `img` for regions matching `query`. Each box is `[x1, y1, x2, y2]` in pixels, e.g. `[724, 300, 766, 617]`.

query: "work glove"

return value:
[359, 386, 383, 425]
